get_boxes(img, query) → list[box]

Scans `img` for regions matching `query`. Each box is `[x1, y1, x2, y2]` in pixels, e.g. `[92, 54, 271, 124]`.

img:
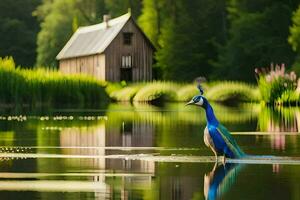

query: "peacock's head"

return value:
[185, 95, 207, 107]
[185, 77, 207, 107]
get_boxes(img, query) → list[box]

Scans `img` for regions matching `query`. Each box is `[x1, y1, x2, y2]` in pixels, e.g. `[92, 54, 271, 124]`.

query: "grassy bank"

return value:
[107, 81, 260, 103]
[0, 57, 262, 107]
[0, 57, 108, 108]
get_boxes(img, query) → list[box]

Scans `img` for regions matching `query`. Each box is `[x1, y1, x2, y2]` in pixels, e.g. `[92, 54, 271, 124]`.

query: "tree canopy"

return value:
[2, 0, 300, 81]
[0, 0, 40, 68]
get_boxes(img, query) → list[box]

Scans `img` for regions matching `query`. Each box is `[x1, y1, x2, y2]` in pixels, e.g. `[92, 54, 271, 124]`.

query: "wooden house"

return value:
[56, 12, 155, 82]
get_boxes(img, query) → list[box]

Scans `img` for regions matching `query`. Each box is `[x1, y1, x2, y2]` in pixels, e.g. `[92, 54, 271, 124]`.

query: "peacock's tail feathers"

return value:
[217, 124, 245, 158]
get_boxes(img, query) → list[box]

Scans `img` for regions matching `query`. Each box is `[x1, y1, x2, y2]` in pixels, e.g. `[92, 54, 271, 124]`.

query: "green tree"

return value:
[215, 0, 297, 81]
[0, 0, 40, 68]
[35, 0, 108, 67]
[288, 4, 300, 74]
[156, 0, 227, 81]
[105, 0, 142, 18]
[138, 0, 164, 47]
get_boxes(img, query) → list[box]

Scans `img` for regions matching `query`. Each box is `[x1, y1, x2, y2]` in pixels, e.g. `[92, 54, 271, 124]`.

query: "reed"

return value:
[0, 57, 108, 108]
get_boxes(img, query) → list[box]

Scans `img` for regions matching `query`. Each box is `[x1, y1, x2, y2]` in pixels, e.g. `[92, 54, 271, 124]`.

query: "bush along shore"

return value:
[256, 64, 300, 106]
[0, 57, 108, 108]
[4, 56, 300, 107]
[106, 81, 260, 104]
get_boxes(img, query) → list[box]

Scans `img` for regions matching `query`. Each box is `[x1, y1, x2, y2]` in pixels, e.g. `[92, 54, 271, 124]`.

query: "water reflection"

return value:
[258, 106, 300, 152]
[258, 106, 300, 132]
[204, 163, 241, 200]
[0, 103, 300, 199]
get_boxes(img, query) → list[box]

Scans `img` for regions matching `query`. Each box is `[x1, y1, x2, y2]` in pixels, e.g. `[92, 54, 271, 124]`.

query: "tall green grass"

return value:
[205, 81, 260, 103]
[0, 57, 108, 107]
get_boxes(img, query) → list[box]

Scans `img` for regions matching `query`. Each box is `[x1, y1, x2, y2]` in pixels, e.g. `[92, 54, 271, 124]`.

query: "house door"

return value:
[120, 68, 132, 82]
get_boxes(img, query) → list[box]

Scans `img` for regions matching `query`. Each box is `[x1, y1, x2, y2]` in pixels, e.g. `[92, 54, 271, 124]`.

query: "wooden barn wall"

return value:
[59, 54, 105, 80]
[105, 19, 153, 82]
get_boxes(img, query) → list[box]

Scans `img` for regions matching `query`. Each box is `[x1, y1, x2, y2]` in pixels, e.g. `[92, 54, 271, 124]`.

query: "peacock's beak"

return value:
[185, 100, 194, 106]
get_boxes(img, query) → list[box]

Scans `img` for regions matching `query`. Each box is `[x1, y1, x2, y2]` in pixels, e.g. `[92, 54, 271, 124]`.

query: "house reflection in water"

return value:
[59, 120, 155, 199]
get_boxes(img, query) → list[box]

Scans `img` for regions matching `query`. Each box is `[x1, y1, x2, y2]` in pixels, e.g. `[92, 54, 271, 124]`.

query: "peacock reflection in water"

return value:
[204, 163, 242, 200]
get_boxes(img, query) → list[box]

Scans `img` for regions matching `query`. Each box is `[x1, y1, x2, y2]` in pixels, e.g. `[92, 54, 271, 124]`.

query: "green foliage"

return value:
[288, 5, 300, 74]
[110, 84, 144, 102]
[0, 0, 40, 67]
[0, 57, 108, 107]
[133, 82, 180, 102]
[205, 81, 260, 102]
[105, 0, 142, 18]
[35, 0, 142, 68]
[277, 90, 300, 105]
[109, 81, 259, 103]
[215, 0, 296, 81]
[176, 84, 200, 102]
[105, 82, 123, 98]
[138, 0, 165, 47]
[155, 0, 227, 81]
[256, 64, 297, 104]
[36, 0, 77, 67]
[289, 5, 300, 52]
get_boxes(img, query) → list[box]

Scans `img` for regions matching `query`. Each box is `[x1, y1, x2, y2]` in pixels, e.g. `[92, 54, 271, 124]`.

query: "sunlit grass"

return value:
[108, 81, 260, 103]
[110, 83, 145, 102]
[176, 84, 199, 102]
[0, 57, 108, 107]
[205, 81, 260, 103]
[133, 81, 180, 102]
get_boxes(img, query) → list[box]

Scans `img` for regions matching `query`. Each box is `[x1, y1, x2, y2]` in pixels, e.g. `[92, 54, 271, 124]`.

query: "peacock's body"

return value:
[186, 84, 245, 160]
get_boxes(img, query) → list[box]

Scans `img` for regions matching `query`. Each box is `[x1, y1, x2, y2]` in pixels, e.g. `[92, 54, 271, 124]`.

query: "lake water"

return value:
[0, 103, 300, 200]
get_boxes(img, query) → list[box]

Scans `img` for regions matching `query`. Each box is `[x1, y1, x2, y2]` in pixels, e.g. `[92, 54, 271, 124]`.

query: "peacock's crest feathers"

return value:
[195, 77, 206, 95]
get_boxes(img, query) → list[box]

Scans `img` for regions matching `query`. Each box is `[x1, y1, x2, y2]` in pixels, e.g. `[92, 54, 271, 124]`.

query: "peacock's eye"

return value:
[193, 96, 201, 102]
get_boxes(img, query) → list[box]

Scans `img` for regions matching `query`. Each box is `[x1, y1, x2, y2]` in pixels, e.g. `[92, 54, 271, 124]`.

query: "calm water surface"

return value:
[0, 103, 300, 200]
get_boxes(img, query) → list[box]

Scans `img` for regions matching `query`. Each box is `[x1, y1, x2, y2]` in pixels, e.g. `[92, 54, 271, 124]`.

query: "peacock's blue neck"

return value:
[204, 102, 219, 126]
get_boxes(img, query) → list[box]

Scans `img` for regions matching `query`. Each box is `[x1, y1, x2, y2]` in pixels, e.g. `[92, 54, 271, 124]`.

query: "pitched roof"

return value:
[56, 13, 131, 60]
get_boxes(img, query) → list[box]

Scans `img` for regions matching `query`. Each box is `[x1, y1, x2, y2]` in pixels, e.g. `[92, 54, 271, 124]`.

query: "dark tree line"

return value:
[0, 0, 40, 67]
[1, 0, 300, 81]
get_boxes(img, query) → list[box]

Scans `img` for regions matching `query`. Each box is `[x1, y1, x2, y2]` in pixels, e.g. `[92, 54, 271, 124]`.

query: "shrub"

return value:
[256, 64, 297, 104]
[110, 84, 144, 101]
[176, 84, 199, 102]
[205, 81, 260, 102]
[133, 81, 179, 102]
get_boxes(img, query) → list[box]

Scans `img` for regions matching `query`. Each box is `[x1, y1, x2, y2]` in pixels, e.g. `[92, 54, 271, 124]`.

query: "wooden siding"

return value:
[105, 19, 153, 82]
[59, 54, 105, 80]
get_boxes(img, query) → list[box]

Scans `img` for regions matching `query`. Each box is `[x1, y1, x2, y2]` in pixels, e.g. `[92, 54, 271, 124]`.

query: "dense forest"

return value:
[1, 0, 300, 81]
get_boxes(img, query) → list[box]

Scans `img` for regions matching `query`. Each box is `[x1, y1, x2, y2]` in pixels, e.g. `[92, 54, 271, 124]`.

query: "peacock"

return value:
[186, 82, 245, 162]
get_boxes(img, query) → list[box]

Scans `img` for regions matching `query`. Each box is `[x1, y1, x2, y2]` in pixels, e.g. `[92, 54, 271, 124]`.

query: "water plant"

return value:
[256, 64, 298, 105]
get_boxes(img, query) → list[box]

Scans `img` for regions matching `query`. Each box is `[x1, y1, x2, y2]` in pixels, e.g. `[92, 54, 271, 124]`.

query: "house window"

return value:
[121, 55, 133, 68]
[123, 32, 133, 45]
